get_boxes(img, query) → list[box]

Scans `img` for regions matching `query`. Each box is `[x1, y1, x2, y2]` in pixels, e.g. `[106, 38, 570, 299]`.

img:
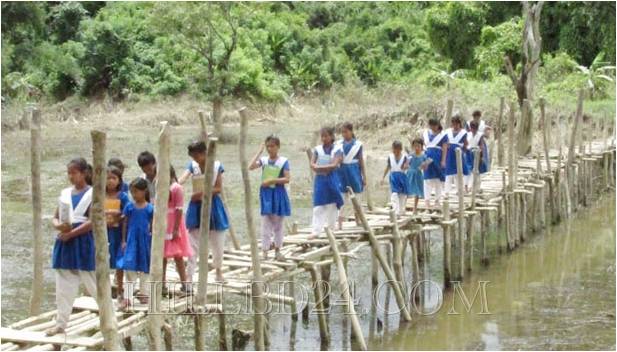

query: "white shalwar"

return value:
[390, 192, 408, 216]
[312, 203, 338, 237]
[54, 269, 97, 329]
[187, 228, 226, 281]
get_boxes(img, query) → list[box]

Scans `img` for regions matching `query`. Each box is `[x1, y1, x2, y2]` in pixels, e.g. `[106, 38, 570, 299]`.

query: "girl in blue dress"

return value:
[465, 120, 489, 190]
[381, 141, 410, 216]
[336, 122, 366, 229]
[407, 138, 433, 214]
[249, 135, 291, 260]
[47, 158, 96, 336]
[444, 114, 470, 195]
[178, 140, 229, 283]
[107, 157, 130, 194]
[423, 118, 448, 208]
[117, 178, 153, 309]
[105, 165, 129, 300]
[309, 127, 344, 239]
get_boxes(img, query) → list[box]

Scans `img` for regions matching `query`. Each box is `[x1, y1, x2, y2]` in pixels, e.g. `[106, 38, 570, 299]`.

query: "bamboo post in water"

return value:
[147, 122, 171, 350]
[195, 139, 216, 350]
[238, 108, 266, 350]
[539, 98, 551, 173]
[307, 264, 330, 346]
[90, 130, 121, 350]
[324, 228, 367, 351]
[389, 209, 405, 289]
[441, 200, 452, 289]
[497, 97, 505, 167]
[350, 194, 412, 322]
[455, 148, 465, 280]
[29, 108, 43, 316]
[508, 102, 516, 191]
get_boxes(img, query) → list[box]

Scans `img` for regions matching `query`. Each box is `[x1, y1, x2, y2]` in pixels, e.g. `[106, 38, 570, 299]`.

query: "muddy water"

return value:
[1, 119, 615, 350]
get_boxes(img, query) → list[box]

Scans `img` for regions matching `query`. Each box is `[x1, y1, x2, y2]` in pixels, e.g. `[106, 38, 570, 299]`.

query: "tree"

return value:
[575, 52, 616, 100]
[154, 2, 244, 137]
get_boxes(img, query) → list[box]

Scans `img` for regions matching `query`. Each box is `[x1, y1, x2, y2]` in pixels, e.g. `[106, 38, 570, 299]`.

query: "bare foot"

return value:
[45, 326, 65, 336]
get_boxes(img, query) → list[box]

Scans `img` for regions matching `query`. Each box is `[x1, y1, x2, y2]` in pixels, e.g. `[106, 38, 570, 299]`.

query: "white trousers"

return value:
[444, 175, 464, 195]
[465, 173, 482, 189]
[261, 215, 284, 250]
[338, 192, 361, 222]
[423, 179, 443, 204]
[187, 228, 226, 281]
[390, 192, 407, 216]
[123, 271, 149, 300]
[312, 203, 338, 237]
[54, 269, 97, 329]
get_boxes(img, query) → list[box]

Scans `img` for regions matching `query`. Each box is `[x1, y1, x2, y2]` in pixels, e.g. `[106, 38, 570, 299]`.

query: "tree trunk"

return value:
[148, 122, 171, 350]
[90, 130, 121, 351]
[517, 99, 533, 156]
[212, 96, 224, 138]
[29, 108, 43, 316]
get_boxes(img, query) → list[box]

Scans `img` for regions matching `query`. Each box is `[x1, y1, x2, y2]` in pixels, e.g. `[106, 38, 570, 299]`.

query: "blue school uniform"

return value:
[444, 128, 470, 176]
[116, 202, 153, 273]
[52, 187, 95, 271]
[423, 130, 447, 182]
[337, 138, 364, 194]
[121, 182, 129, 193]
[388, 153, 411, 194]
[185, 160, 230, 231]
[465, 131, 488, 174]
[107, 191, 129, 269]
[313, 144, 344, 209]
[258, 156, 291, 216]
[407, 153, 429, 198]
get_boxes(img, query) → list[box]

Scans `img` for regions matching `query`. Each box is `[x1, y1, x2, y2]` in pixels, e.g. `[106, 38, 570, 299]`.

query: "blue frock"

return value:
[445, 129, 470, 176]
[117, 202, 153, 273]
[313, 144, 344, 209]
[423, 130, 447, 182]
[107, 191, 129, 269]
[407, 153, 429, 197]
[337, 139, 364, 194]
[52, 187, 95, 271]
[185, 161, 230, 231]
[259, 156, 291, 217]
[388, 153, 411, 194]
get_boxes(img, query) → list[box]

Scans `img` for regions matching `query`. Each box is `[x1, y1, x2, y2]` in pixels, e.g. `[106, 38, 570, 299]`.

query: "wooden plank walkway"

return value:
[1, 138, 614, 351]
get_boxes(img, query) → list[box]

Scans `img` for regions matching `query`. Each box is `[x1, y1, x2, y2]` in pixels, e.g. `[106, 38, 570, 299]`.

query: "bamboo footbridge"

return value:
[1, 102, 615, 351]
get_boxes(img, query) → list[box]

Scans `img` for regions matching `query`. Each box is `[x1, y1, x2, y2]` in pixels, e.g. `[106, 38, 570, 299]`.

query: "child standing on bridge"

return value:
[423, 118, 448, 207]
[117, 178, 153, 309]
[407, 138, 432, 214]
[382, 141, 410, 216]
[336, 122, 367, 229]
[444, 114, 469, 195]
[309, 127, 344, 239]
[46, 158, 96, 336]
[465, 120, 488, 190]
[108, 157, 130, 193]
[249, 135, 291, 260]
[178, 140, 229, 284]
[105, 165, 130, 300]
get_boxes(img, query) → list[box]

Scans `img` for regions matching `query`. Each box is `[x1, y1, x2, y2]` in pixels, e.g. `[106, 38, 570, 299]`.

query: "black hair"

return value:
[107, 165, 124, 192]
[137, 151, 156, 168]
[265, 134, 280, 147]
[129, 177, 150, 202]
[67, 157, 89, 173]
[341, 121, 356, 139]
[412, 138, 424, 146]
[392, 140, 403, 149]
[170, 165, 178, 183]
[107, 158, 126, 174]
[469, 120, 479, 130]
[187, 140, 207, 156]
[85, 164, 93, 186]
[472, 110, 482, 118]
[428, 118, 443, 131]
[320, 126, 335, 138]
[451, 114, 463, 126]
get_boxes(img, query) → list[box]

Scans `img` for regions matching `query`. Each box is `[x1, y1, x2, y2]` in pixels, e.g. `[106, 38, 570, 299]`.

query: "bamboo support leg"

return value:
[163, 323, 173, 351]
[308, 266, 330, 346]
[410, 233, 421, 304]
[441, 201, 452, 289]
[466, 214, 475, 272]
[480, 210, 488, 266]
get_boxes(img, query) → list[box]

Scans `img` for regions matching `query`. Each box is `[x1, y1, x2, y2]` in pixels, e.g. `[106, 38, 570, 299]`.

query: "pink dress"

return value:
[164, 182, 193, 258]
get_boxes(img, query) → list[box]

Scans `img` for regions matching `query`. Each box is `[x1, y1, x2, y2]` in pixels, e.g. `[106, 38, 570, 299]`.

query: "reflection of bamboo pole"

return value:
[148, 122, 171, 349]
[90, 130, 121, 350]
[324, 228, 367, 351]
[29, 108, 43, 316]
[238, 108, 266, 351]
[221, 188, 241, 250]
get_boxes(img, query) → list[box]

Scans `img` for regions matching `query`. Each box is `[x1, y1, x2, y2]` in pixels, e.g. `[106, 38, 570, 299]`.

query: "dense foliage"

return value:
[1, 1, 615, 104]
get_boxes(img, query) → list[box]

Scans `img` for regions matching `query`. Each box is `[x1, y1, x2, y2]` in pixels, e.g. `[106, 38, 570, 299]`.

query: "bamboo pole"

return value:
[567, 90, 584, 169]
[497, 97, 505, 167]
[445, 99, 453, 123]
[441, 200, 452, 289]
[147, 122, 171, 350]
[364, 155, 375, 211]
[324, 228, 367, 351]
[29, 108, 43, 316]
[389, 209, 404, 287]
[221, 188, 241, 250]
[307, 265, 330, 346]
[350, 194, 412, 322]
[238, 108, 266, 351]
[195, 138, 216, 350]
[90, 130, 121, 351]
[409, 232, 421, 303]
[480, 209, 488, 265]
[467, 213, 475, 272]
[455, 148, 465, 280]
[471, 149, 480, 209]
[539, 98, 551, 173]
[508, 102, 516, 189]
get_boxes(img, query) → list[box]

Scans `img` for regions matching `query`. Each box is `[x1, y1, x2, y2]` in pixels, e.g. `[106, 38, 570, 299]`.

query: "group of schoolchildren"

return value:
[46, 111, 489, 335]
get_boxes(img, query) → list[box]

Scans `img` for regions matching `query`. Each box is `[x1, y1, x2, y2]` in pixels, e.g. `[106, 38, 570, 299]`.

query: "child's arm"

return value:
[171, 185, 183, 239]
[401, 158, 410, 171]
[121, 216, 128, 250]
[441, 143, 448, 168]
[421, 158, 433, 170]
[212, 173, 223, 194]
[248, 143, 265, 171]
[312, 153, 342, 173]
[177, 169, 192, 185]
[359, 151, 367, 187]
[57, 221, 92, 242]
[52, 207, 71, 233]
[381, 162, 391, 185]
